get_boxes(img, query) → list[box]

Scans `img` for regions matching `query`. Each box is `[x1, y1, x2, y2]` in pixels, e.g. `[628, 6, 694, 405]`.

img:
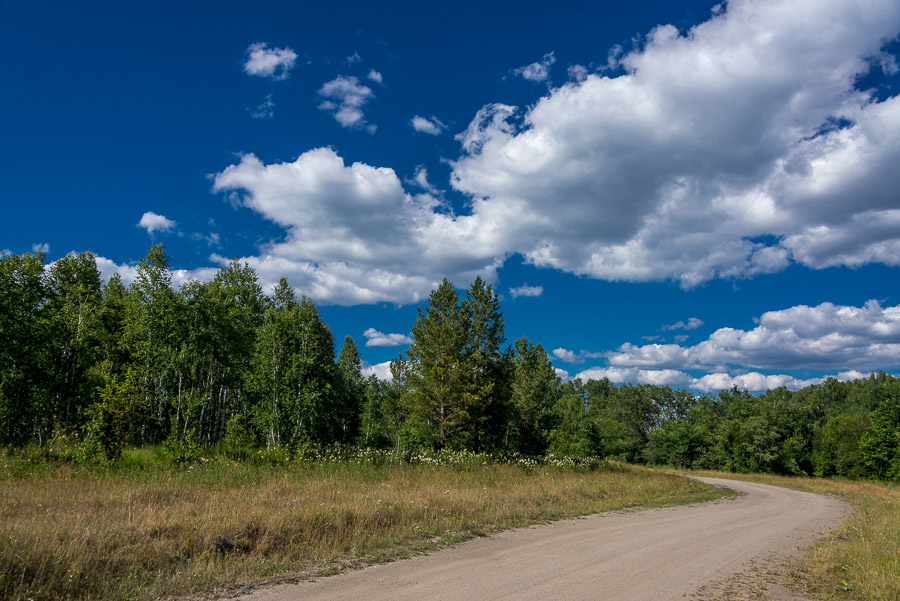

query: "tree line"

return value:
[1, 245, 898, 480]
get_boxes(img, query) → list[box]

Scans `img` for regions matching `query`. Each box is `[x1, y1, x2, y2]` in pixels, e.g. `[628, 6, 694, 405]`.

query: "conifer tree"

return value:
[462, 276, 506, 450]
[509, 337, 557, 454]
[404, 279, 470, 449]
[337, 335, 363, 444]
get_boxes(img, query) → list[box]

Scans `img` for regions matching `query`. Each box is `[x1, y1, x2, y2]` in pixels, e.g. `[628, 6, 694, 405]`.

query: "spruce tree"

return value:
[337, 335, 364, 444]
[404, 279, 470, 449]
[462, 276, 506, 450]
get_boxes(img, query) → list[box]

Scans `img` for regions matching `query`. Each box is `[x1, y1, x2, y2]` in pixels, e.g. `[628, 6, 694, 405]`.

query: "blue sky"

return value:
[3, 0, 900, 391]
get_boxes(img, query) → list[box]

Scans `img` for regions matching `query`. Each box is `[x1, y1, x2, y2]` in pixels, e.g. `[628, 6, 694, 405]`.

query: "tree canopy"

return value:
[1, 245, 899, 481]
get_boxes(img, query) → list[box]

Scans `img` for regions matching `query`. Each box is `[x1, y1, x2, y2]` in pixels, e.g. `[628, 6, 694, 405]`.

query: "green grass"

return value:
[687, 470, 900, 601]
[0, 448, 727, 601]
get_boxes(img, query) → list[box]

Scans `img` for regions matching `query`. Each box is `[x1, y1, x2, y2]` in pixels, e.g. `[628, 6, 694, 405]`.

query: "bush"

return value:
[220, 414, 257, 460]
[163, 427, 204, 464]
[80, 398, 128, 463]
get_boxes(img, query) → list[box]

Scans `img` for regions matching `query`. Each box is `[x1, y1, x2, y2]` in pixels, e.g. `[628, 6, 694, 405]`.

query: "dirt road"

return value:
[235, 477, 847, 601]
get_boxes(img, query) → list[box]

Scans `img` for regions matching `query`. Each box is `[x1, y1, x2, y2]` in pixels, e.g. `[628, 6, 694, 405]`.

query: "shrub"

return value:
[220, 414, 257, 460]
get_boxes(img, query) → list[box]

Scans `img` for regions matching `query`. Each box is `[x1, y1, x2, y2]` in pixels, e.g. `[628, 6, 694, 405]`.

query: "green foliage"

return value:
[0, 251, 49, 445]
[402, 279, 471, 449]
[357, 374, 402, 448]
[336, 336, 364, 444]
[859, 394, 900, 480]
[163, 427, 204, 464]
[508, 337, 558, 455]
[45, 252, 104, 439]
[644, 419, 709, 468]
[220, 414, 257, 460]
[3, 244, 900, 482]
[250, 281, 339, 448]
[79, 369, 134, 463]
[812, 413, 869, 477]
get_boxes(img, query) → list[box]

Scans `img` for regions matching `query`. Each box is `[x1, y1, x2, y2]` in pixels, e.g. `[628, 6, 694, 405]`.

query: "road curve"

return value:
[235, 477, 848, 601]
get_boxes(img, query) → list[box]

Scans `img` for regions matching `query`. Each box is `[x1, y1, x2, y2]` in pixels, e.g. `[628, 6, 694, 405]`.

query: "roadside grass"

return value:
[687, 470, 899, 601]
[0, 449, 728, 601]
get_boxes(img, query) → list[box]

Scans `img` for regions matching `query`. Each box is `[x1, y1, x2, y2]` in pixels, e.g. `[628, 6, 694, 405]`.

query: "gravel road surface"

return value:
[235, 477, 847, 601]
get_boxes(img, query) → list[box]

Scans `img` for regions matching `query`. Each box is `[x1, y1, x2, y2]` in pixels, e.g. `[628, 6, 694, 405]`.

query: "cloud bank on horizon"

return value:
[554, 299, 900, 391]
[98, 0, 900, 391]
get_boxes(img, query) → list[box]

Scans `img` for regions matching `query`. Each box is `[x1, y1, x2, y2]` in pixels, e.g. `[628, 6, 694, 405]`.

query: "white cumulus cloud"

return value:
[138, 211, 177, 234]
[606, 300, 900, 372]
[198, 0, 900, 307]
[362, 360, 393, 381]
[243, 43, 298, 80]
[363, 327, 413, 347]
[513, 51, 556, 83]
[552, 348, 605, 365]
[411, 115, 446, 135]
[573, 366, 858, 393]
[367, 69, 383, 83]
[567, 64, 589, 83]
[211, 147, 504, 305]
[318, 76, 376, 132]
[407, 165, 440, 195]
[451, 0, 900, 288]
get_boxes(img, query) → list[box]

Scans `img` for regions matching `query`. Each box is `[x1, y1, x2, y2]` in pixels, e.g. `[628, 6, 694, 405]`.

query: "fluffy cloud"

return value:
[92, 255, 218, 290]
[206, 0, 900, 306]
[243, 43, 298, 80]
[567, 64, 589, 83]
[211, 148, 504, 305]
[407, 166, 440, 195]
[138, 212, 176, 234]
[367, 69, 383, 83]
[513, 52, 556, 83]
[318, 76, 376, 132]
[606, 300, 900, 372]
[552, 348, 580, 364]
[576, 366, 696, 388]
[451, 0, 900, 288]
[573, 366, 871, 393]
[552, 348, 604, 365]
[558, 299, 900, 391]
[662, 317, 703, 331]
[411, 115, 446, 135]
[509, 284, 543, 298]
[362, 360, 393, 381]
[363, 328, 413, 347]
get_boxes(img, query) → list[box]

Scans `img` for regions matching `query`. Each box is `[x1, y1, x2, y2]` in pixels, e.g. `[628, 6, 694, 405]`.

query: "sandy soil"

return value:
[233, 477, 848, 601]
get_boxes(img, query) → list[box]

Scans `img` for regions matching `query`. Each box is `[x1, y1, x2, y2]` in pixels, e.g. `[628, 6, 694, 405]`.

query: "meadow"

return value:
[0, 448, 724, 601]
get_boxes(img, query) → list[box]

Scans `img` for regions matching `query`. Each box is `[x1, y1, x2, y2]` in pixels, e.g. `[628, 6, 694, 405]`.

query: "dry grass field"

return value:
[0, 449, 726, 601]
